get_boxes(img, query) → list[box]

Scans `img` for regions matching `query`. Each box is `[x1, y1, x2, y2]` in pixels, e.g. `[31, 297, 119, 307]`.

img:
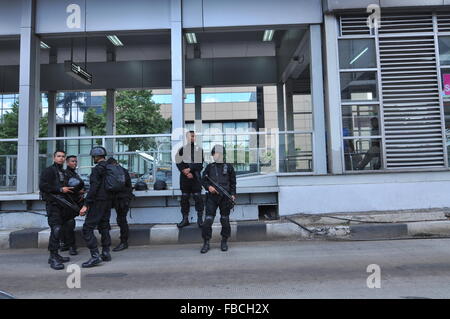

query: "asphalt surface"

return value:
[1, 239, 450, 299]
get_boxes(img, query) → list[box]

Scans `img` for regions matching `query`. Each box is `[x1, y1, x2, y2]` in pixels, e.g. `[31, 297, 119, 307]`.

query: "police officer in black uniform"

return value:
[79, 146, 113, 268]
[39, 150, 73, 270]
[175, 131, 205, 228]
[60, 155, 85, 256]
[106, 157, 133, 252]
[200, 145, 236, 254]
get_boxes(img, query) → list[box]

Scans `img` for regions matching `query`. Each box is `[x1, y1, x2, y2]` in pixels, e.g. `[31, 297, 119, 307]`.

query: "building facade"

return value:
[1, 0, 450, 226]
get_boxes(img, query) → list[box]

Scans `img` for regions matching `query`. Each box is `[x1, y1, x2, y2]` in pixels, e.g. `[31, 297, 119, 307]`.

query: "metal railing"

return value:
[0, 139, 18, 191]
[0, 131, 314, 193]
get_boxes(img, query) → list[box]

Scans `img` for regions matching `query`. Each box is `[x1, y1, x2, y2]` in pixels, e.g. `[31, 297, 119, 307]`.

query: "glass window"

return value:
[339, 39, 376, 69]
[343, 138, 382, 171]
[439, 37, 450, 66]
[340, 71, 378, 102]
[342, 105, 380, 137]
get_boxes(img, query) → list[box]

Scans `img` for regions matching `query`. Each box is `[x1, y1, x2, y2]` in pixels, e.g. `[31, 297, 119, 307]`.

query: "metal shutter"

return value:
[339, 15, 371, 36]
[340, 13, 447, 169]
[379, 14, 445, 169]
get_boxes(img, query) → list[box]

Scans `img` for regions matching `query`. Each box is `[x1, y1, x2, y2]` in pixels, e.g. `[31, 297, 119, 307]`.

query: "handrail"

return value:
[35, 130, 313, 141]
[0, 138, 18, 142]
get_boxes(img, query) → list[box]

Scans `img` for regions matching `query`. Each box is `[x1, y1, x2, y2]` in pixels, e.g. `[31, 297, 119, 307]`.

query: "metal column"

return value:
[310, 24, 327, 174]
[46, 91, 57, 165]
[17, 0, 40, 193]
[105, 89, 116, 154]
[170, 0, 185, 190]
[323, 14, 344, 174]
[277, 83, 286, 172]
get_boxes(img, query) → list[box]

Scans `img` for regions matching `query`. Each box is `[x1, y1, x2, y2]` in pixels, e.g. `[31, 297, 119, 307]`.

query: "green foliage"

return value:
[84, 90, 172, 151]
[0, 101, 49, 155]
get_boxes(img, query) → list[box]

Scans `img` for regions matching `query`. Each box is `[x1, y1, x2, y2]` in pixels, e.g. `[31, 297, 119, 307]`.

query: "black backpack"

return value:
[105, 163, 126, 192]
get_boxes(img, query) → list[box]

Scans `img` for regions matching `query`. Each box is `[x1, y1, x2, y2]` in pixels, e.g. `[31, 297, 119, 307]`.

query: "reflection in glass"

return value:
[343, 138, 382, 171]
[439, 37, 450, 66]
[342, 105, 379, 137]
[339, 39, 376, 69]
[340, 72, 378, 102]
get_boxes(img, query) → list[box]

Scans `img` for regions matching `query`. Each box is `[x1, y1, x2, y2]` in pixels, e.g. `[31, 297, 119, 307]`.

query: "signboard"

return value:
[444, 74, 450, 96]
[64, 61, 92, 85]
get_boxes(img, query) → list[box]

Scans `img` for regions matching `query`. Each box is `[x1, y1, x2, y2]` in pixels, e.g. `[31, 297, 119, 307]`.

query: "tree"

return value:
[84, 90, 172, 151]
[0, 101, 48, 155]
[56, 92, 86, 122]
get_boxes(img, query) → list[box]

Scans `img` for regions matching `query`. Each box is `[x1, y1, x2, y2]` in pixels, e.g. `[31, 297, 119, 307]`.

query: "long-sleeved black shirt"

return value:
[201, 162, 236, 196]
[85, 160, 111, 205]
[176, 143, 204, 180]
[39, 163, 66, 201]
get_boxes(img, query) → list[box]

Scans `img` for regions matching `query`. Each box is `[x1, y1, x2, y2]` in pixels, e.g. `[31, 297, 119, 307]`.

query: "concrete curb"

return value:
[3, 220, 450, 250]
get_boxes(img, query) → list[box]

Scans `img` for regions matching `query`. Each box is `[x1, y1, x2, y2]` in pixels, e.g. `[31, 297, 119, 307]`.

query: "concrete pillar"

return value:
[46, 91, 57, 165]
[105, 89, 116, 153]
[323, 14, 344, 174]
[276, 83, 286, 173]
[17, 0, 40, 194]
[285, 80, 296, 172]
[170, 0, 185, 190]
[310, 25, 327, 174]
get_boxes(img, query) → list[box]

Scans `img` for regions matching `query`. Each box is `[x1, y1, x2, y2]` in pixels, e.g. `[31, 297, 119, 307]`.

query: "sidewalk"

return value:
[2, 209, 450, 249]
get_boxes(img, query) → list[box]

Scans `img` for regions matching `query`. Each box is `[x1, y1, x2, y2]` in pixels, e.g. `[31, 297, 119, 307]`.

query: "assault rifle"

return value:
[46, 193, 81, 214]
[205, 175, 236, 208]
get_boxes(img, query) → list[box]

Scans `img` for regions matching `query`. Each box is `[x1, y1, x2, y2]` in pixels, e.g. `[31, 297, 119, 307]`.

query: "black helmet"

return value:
[134, 181, 148, 191]
[153, 180, 167, 191]
[67, 177, 83, 192]
[90, 146, 107, 157]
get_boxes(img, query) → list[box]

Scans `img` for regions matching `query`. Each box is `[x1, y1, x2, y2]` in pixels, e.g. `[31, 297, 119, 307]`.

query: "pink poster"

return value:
[444, 74, 450, 95]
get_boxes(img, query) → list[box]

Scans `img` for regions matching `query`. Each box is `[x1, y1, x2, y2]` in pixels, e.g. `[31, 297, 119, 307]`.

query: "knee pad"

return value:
[204, 215, 214, 227]
[52, 225, 62, 239]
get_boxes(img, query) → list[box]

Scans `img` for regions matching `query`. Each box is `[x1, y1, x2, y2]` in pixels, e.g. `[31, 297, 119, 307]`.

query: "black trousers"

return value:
[114, 197, 130, 243]
[46, 202, 66, 252]
[61, 216, 76, 248]
[180, 178, 204, 215]
[201, 194, 231, 240]
[82, 200, 112, 251]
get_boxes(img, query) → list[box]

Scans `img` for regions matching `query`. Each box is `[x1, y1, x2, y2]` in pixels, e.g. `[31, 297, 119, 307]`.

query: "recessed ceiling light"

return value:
[40, 41, 50, 49]
[263, 30, 275, 42]
[185, 33, 197, 44]
[106, 35, 124, 47]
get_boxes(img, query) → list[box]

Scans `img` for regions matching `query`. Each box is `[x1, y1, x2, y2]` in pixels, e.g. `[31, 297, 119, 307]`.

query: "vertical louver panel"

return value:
[378, 15, 445, 169]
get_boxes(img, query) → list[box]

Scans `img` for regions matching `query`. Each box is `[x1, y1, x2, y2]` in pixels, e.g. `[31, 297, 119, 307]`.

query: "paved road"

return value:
[1, 239, 450, 299]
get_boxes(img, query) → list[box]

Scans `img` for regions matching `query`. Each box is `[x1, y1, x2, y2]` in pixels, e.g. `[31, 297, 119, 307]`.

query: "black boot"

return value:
[221, 237, 228, 252]
[48, 252, 64, 270]
[69, 246, 78, 256]
[113, 242, 128, 252]
[49, 252, 70, 263]
[177, 214, 190, 228]
[101, 248, 112, 262]
[200, 240, 210, 254]
[82, 249, 102, 268]
[197, 212, 204, 228]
